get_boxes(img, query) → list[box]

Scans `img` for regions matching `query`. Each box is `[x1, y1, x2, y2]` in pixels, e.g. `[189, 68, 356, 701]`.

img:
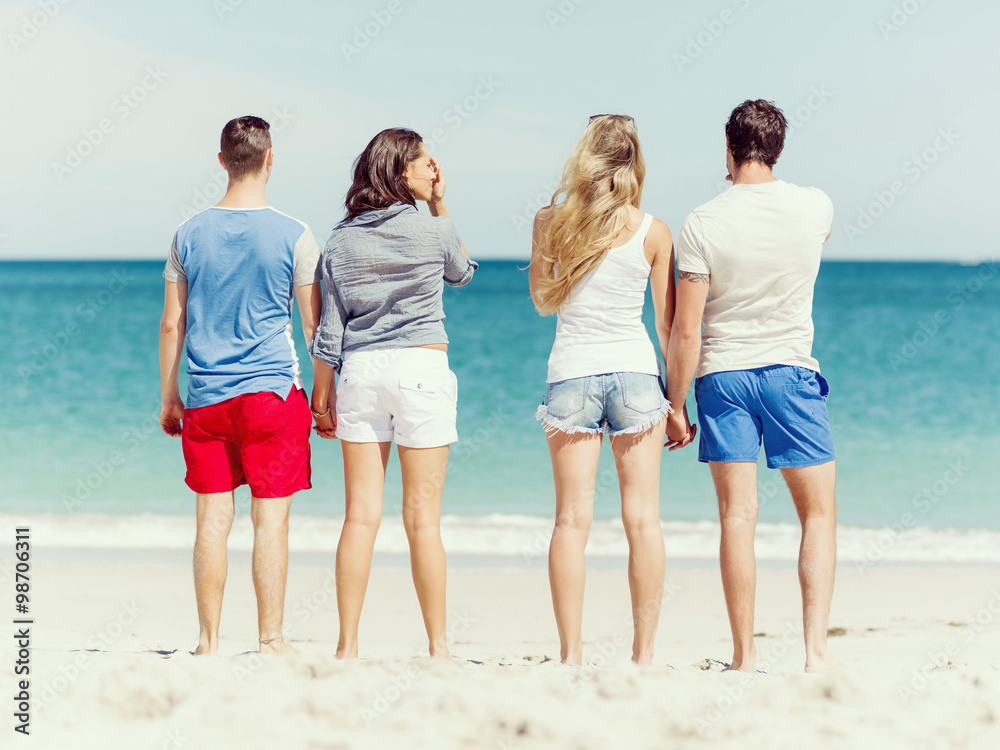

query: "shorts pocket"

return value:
[399, 373, 441, 394]
[619, 372, 665, 414]
[544, 377, 588, 420]
[782, 373, 825, 425]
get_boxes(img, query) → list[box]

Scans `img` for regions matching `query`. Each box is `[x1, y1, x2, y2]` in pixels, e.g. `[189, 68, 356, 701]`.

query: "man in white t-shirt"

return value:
[666, 99, 846, 673]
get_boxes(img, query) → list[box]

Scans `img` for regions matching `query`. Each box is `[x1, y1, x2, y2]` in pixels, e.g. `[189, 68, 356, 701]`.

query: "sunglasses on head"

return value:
[589, 114, 635, 125]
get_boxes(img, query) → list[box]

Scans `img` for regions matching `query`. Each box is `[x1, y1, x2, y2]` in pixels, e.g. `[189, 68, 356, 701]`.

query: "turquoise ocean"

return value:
[2, 260, 998, 561]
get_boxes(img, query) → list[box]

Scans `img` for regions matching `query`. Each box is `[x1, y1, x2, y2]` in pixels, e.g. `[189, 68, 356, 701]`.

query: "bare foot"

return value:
[336, 647, 358, 660]
[259, 638, 298, 657]
[632, 652, 654, 666]
[429, 641, 450, 660]
[805, 653, 851, 673]
[722, 651, 757, 673]
[193, 640, 218, 656]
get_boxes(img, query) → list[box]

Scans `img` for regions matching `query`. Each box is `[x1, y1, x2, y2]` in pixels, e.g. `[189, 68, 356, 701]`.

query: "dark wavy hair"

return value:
[725, 99, 787, 168]
[344, 128, 424, 220]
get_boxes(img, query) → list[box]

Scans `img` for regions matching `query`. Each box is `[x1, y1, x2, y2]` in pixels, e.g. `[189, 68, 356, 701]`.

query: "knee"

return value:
[251, 504, 289, 531]
[344, 511, 382, 533]
[402, 512, 439, 539]
[554, 508, 592, 534]
[623, 512, 661, 539]
[719, 496, 758, 525]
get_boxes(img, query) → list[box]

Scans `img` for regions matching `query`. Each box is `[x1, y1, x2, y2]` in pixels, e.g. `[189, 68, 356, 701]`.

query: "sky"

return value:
[1, 0, 997, 261]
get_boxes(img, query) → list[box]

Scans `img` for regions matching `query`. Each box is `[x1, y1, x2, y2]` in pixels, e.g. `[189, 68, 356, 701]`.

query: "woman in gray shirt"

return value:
[309, 128, 476, 659]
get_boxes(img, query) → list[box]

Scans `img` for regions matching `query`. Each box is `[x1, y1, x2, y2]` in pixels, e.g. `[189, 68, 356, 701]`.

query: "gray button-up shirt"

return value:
[309, 202, 477, 372]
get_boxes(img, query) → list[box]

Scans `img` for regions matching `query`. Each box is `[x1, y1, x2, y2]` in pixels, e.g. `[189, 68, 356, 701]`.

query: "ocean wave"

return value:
[3, 513, 1000, 564]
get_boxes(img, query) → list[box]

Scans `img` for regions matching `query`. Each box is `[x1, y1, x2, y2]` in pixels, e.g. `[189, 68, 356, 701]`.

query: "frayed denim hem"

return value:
[534, 405, 604, 436]
[608, 401, 674, 438]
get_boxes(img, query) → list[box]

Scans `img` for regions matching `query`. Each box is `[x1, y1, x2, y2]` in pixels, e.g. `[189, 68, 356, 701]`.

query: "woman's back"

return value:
[546, 210, 660, 383]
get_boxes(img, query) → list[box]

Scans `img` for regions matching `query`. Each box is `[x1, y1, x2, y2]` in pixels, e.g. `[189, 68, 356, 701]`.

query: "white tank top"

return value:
[546, 212, 661, 383]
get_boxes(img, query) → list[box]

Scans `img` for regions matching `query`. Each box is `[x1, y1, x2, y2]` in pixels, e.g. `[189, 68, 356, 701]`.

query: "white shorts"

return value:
[335, 348, 459, 448]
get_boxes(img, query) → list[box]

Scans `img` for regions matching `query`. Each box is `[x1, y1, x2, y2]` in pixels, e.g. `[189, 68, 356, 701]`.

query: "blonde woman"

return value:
[529, 114, 696, 666]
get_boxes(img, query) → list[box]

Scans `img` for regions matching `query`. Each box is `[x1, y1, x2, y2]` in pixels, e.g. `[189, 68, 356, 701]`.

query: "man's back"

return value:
[677, 180, 833, 377]
[165, 206, 320, 408]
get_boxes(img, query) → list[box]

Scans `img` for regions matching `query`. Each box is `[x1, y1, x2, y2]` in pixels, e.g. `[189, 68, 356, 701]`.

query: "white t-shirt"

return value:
[676, 180, 833, 379]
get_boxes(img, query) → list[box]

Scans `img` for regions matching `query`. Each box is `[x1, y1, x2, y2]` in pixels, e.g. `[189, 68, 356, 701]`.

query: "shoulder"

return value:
[265, 207, 312, 237]
[644, 214, 673, 249]
[174, 208, 215, 239]
[780, 182, 831, 206]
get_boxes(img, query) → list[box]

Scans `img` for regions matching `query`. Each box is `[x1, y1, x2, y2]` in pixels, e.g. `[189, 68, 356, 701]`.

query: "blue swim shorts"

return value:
[695, 365, 835, 469]
[536, 372, 672, 437]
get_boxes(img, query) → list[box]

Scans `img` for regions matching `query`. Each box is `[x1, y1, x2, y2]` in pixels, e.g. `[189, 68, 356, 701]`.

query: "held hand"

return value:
[313, 411, 336, 439]
[312, 395, 337, 439]
[160, 399, 185, 437]
[664, 407, 697, 452]
[429, 157, 446, 203]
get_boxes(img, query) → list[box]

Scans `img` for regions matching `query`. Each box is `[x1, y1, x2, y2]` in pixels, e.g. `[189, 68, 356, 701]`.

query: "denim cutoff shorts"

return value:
[695, 365, 836, 469]
[535, 372, 672, 437]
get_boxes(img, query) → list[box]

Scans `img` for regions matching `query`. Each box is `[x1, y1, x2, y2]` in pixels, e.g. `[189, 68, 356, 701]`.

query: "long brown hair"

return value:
[532, 116, 645, 315]
[344, 128, 423, 220]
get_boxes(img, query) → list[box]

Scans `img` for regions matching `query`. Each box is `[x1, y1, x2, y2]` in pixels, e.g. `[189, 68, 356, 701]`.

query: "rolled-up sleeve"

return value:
[308, 257, 347, 372]
[439, 218, 477, 287]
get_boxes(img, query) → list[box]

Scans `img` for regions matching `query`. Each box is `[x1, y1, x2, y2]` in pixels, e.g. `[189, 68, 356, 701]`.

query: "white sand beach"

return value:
[5, 546, 1000, 749]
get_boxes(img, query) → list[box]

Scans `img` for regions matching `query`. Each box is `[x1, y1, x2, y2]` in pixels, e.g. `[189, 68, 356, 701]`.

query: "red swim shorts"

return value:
[181, 388, 312, 498]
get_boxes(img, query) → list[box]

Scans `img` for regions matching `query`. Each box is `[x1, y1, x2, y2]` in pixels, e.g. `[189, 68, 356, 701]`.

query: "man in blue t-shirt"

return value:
[159, 115, 322, 656]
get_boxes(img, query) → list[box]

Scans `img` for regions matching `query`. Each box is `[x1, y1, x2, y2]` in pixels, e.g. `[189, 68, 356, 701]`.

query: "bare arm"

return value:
[158, 280, 188, 437]
[296, 281, 337, 438]
[295, 282, 321, 347]
[646, 219, 676, 371]
[665, 271, 709, 448]
[427, 158, 469, 257]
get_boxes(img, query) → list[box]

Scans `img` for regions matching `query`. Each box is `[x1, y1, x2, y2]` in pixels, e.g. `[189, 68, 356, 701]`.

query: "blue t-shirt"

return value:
[164, 206, 322, 409]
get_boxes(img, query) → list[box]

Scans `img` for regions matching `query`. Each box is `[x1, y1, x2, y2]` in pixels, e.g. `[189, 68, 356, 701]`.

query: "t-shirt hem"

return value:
[186, 378, 297, 410]
[696, 358, 821, 379]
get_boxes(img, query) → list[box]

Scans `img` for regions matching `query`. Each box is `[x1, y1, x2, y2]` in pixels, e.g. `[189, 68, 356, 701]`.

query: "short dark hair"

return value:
[344, 128, 424, 220]
[725, 100, 787, 168]
[220, 116, 272, 181]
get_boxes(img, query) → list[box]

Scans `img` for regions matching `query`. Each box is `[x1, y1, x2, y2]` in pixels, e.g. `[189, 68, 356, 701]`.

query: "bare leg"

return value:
[611, 420, 667, 665]
[336, 440, 391, 659]
[193, 492, 235, 655]
[251, 494, 296, 655]
[399, 444, 450, 659]
[782, 461, 847, 672]
[710, 461, 759, 672]
[546, 430, 602, 665]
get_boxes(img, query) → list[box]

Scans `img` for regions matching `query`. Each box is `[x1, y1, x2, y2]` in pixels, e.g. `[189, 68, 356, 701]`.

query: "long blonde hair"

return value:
[532, 116, 645, 315]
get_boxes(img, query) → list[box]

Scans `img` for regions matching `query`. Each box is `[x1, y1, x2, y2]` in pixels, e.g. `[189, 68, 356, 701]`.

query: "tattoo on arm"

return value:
[678, 270, 710, 284]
